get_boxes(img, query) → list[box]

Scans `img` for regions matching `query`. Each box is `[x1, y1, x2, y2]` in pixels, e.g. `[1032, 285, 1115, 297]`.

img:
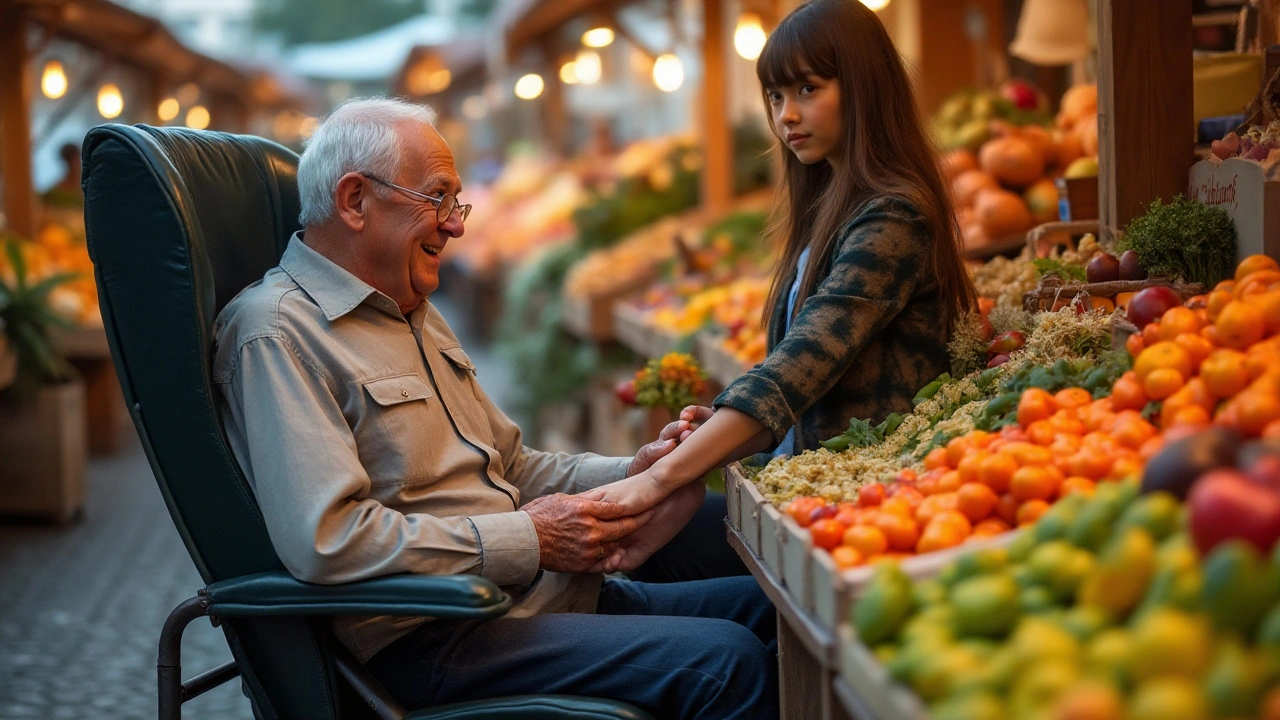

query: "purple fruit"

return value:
[1119, 250, 1147, 281]
[987, 353, 1011, 368]
[1247, 144, 1270, 162]
[1086, 253, 1121, 283]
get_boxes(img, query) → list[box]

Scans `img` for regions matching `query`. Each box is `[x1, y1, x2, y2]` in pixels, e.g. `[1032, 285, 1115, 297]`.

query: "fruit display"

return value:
[1210, 122, 1280, 179]
[751, 305, 1118, 504]
[563, 214, 699, 299]
[0, 223, 100, 327]
[847, 431, 1280, 720]
[942, 83, 1099, 251]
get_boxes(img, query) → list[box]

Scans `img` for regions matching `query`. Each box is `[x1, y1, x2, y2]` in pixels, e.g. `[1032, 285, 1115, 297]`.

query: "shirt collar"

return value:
[279, 232, 405, 321]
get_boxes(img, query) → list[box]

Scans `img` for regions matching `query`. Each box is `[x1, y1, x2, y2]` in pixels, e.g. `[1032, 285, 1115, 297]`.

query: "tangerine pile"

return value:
[1120, 254, 1280, 440]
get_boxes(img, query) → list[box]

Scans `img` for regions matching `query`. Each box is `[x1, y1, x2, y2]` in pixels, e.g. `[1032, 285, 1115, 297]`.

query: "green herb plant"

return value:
[1120, 195, 1237, 288]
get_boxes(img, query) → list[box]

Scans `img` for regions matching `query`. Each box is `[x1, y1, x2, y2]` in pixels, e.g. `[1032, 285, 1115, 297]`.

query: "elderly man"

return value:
[212, 98, 777, 719]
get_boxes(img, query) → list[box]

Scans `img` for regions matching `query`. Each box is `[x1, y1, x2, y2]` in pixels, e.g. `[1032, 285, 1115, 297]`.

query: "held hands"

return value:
[522, 494, 655, 573]
[599, 479, 706, 573]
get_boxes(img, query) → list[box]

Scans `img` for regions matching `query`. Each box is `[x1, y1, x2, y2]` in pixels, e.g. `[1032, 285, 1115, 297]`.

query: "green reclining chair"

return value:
[80, 124, 653, 720]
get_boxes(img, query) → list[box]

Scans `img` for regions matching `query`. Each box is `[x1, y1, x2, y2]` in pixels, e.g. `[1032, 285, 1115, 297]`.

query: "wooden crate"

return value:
[561, 271, 659, 342]
[51, 326, 125, 456]
[724, 460, 741, 530]
[760, 502, 785, 582]
[733, 463, 765, 556]
[0, 379, 87, 523]
[836, 624, 928, 720]
[613, 303, 658, 358]
[780, 513, 814, 614]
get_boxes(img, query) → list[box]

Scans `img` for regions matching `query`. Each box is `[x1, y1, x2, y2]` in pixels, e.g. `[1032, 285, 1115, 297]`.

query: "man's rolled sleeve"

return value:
[468, 511, 541, 586]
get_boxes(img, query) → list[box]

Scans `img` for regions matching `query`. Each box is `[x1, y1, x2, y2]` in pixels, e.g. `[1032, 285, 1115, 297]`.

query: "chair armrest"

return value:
[203, 570, 512, 619]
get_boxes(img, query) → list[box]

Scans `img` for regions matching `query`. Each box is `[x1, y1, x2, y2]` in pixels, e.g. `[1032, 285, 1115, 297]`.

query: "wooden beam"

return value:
[539, 37, 569, 158]
[1097, 0, 1194, 233]
[702, 0, 732, 216]
[0, 2, 37, 238]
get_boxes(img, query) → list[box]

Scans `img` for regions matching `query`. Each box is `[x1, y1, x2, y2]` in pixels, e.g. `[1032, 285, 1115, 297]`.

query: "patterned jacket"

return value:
[714, 197, 952, 453]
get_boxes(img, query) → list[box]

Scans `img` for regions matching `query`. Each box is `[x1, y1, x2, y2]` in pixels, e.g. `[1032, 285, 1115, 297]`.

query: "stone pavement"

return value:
[0, 296, 516, 719]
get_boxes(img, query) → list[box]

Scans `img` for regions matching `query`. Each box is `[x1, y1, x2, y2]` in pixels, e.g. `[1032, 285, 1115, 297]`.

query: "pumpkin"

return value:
[975, 188, 1035, 238]
[1018, 125, 1057, 167]
[1077, 114, 1099, 157]
[1023, 178, 1060, 225]
[1058, 84, 1098, 128]
[951, 170, 1000, 208]
[979, 136, 1045, 189]
[941, 149, 979, 181]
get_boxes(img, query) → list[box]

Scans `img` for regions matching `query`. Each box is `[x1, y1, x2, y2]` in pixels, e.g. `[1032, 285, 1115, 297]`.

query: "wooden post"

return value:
[540, 38, 569, 158]
[1097, 0, 1194, 232]
[702, 0, 733, 215]
[0, 2, 37, 238]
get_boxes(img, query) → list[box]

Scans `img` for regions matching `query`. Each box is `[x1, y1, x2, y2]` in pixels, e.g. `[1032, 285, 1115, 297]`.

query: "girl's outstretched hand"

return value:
[579, 469, 671, 516]
[593, 480, 707, 573]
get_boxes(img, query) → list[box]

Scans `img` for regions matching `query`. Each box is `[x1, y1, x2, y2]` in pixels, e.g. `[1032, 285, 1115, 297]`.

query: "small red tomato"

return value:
[808, 519, 846, 550]
[858, 483, 886, 508]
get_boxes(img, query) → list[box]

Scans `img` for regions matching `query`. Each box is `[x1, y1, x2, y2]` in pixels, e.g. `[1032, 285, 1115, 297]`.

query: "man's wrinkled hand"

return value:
[522, 493, 654, 573]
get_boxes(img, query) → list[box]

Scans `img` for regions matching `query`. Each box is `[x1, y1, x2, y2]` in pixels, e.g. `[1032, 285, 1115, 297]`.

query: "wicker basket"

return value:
[1022, 274, 1205, 313]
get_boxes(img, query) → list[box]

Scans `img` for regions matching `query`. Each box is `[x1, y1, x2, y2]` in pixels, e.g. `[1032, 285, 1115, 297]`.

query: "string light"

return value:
[560, 61, 579, 84]
[41, 61, 67, 99]
[186, 105, 210, 129]
[514, 73, 544, 100]
[652, 53, 684, 92]
[582, 27, 614, 48]
[861, 0, 891, 10]
[574, 50, 602, 85]
[733, 13, 767, 60]
[157, 97, 180, 122]
[97, 84, 124, 119]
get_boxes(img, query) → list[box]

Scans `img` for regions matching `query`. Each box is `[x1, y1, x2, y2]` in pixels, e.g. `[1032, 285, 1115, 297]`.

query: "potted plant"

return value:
[0, 238, 87, 523]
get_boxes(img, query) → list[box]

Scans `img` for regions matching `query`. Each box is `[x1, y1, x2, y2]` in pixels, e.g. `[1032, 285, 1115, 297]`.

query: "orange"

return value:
[843, 524, 888, 558]
[937, 470, 963, 494]
[1112, 414, 1157, 450]
[1263, 420, 1280, 439]
[894, 486, 925, 510]
[1255, 289, 1280, 335]
[1260, 686, 1280, 720]
[1139, 435, 1165, 461]
[956, 482, 999, 522]
[996, 493, 1020, 525]
[924, 447, 949, 470]
[929, 510, 974, 536]
[1236, 254, 1280, 282]
[1185, 294, 1209, 310]
[1216, 300, 1267, 350]
[1158, 307, 1203, 341]
[830, 545, 863, 570]
[1059, 476, 1097, 497]
[1235, 270, 1280, 298]
[786, 497, 824, 527]
[880, 497, 914, 518]
[967, 430, 995, 449]
[1054, 387, 1094, 410]
[1207, 289, 1234, 322]
[916, 521, 967, 554]
[915, 492, 960, 526]
[1110, 373, 1148, 411]
[1216, 279, 1238, 293]
[1201, 349, 1250, 398]
[1126, 332, 1146, 357]
[1237, 391, 1280, 436]
[956, 450, 988, 485]
[1246, 343, 1280, 381]
[1134, 342, 1193, 383]
[1174, 332, 1214, 368]
[1026, 420, 1057, 446]
[1142, 322, 1161, 347]
[945, 436, 976, 468]
[809, 519, 846, 550]
[1143, 367, 1186, 400]
[1166, 404, 1210, 428]
[1011, 465, 1062, 502]
[1067, 451, 1114, 480]
[978, 453, 1018, 493]
[873, 513, 920, 551]
[1050, 433, 1083, 458]
[1016, 499, 1052, 526]
[972, 517, 1012, 536]
[1018, 388, 1059, 429]
[1048, 411, 1086, 437]
[1108, 453, 1144, 481]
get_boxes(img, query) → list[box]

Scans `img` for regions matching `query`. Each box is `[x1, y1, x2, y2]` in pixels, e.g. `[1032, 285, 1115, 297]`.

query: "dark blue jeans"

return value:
[365, 576, 778, 720]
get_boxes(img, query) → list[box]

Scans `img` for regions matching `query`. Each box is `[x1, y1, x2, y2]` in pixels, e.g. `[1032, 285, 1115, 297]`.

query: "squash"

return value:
[979, 136, 1045, 189]
[975, 188, 1035, 238]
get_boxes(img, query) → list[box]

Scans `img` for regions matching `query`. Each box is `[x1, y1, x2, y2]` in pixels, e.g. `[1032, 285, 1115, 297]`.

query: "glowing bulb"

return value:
[861, 0, 891, 10]
[461, 95, 488, 120]
[560, 62, 579, 84]
[41, 61, 67, 99]
[97, 83, 123, 119]
[733, 13, 767, 60]
[652, 54, 684, 93]
[186, 105, 210, 129]
[582, 27, 614, 48]
[157, 97, 180, 122]
[514, 73, 544, 100]
[574, 50, 602, 85]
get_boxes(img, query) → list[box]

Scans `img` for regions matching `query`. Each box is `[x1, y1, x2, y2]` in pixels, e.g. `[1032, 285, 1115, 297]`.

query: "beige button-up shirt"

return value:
[213, 235, 630, 662]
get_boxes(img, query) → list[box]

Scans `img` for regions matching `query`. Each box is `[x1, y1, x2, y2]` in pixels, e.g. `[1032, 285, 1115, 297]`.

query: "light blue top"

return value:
[771, 247, 810, 458]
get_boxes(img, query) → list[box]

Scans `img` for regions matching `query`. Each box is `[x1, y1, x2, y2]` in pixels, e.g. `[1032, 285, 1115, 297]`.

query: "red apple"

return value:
[858, 483, 887, 508]
[1000, 80, 1040, 111]
[987, 353, 1011, 368]
[1188, 469, 1280, 555]
[1126, 286, 1182, 330]
[987, 330, 1026, 355]
[615, 379, 637, 405]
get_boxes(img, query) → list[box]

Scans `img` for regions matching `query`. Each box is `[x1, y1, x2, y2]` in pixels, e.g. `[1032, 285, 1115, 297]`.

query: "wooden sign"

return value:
[1187, 157, 1280, 262]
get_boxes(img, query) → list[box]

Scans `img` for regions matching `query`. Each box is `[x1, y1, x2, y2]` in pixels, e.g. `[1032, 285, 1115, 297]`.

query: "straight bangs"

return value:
[756, 11, 837, 91]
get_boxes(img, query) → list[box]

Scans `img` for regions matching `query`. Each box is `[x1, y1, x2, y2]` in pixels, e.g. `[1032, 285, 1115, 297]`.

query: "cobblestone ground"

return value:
[0, 297, 514, 720]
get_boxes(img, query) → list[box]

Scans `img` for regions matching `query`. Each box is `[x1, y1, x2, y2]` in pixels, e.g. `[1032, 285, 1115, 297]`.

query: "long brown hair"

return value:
[758, 0, 975, 334]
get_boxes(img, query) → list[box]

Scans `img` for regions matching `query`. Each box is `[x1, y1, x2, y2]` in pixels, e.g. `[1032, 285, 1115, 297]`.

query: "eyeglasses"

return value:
[362, 174, 472, 224]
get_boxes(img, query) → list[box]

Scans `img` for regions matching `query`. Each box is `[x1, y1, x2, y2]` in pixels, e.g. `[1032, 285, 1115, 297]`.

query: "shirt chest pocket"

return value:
[357, 374, 438, 487]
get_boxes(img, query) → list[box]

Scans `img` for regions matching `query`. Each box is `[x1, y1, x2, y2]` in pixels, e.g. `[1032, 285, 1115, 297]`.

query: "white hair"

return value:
[296, 97, 438, 226]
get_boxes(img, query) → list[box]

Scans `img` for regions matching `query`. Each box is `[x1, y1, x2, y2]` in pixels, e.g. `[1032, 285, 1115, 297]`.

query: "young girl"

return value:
[592, 0, 976, 568]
